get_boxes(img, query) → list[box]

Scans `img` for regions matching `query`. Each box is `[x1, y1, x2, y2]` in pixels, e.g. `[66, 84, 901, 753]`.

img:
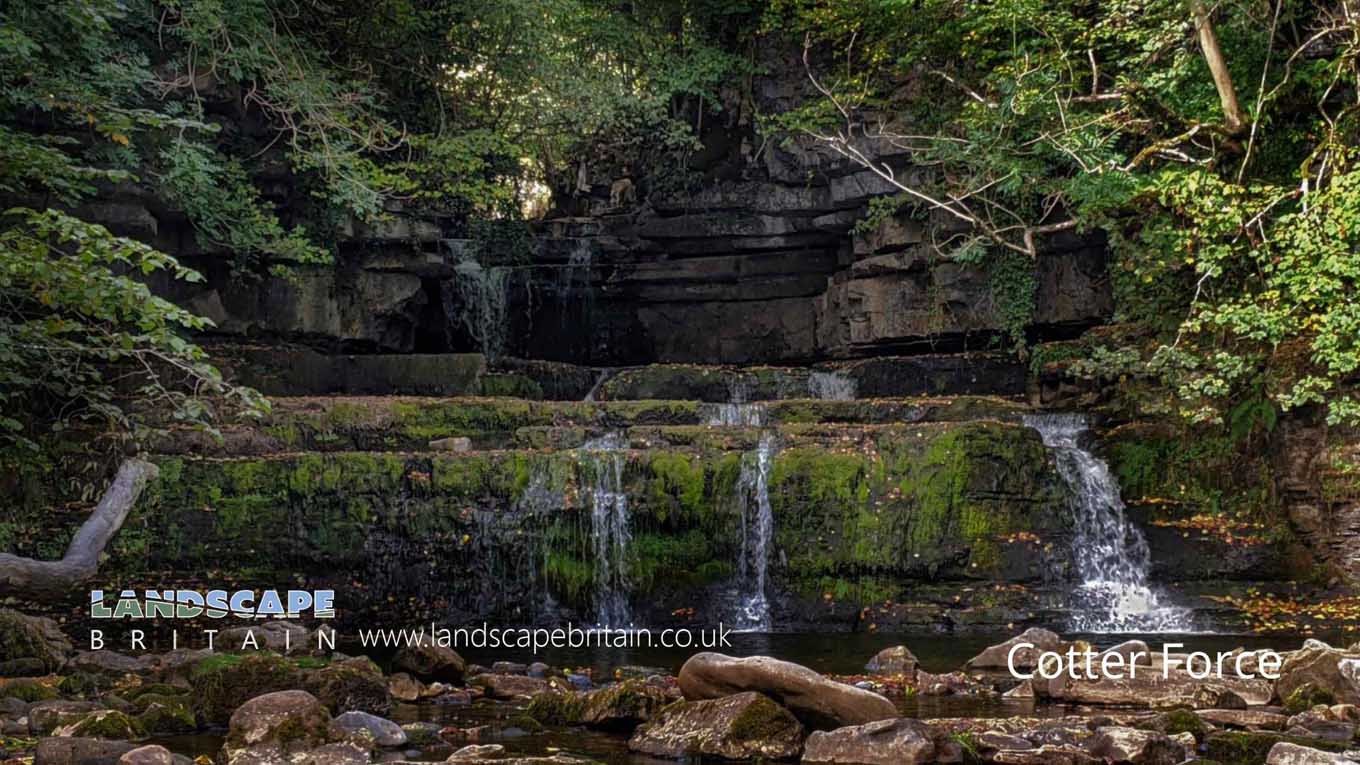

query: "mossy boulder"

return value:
[189, 652, 302, 725]
[1203, 731, 1350, 764]
[303, 656, 391, 715]
[222, 689, 331, 765]
[0, 678, 57, 703]
[526, 691, 586, 725]
[136, 696, 196, 734]
[391, 642, 466, 683]
[0, 609, 71, 676]
[628, 692, 804, 760]
[27, 699, 102, 734]
[55, 709, 146, 740]
[578, 681, 670, 732]
[1283, 683, 1338, 715]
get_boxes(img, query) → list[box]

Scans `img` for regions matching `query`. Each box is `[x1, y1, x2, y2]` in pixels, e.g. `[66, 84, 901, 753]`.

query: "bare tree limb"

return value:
[1192, 0, 1248, 135]
[0, 459, 159, 600]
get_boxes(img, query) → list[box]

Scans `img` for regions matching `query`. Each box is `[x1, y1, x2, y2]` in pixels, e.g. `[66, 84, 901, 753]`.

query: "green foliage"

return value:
[0, 209, 268, 474]
[782, 0, 1360, 425]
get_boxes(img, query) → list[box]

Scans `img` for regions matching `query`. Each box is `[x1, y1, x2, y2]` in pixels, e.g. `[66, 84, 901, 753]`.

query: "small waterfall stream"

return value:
[808, 370, 856, 400]
[580, 432, 632, 628]
[448, 254, 511, 360]
[1025, 413, 1194, 633]
[706, 379, 768, 427]
[733, 434, 776, 632]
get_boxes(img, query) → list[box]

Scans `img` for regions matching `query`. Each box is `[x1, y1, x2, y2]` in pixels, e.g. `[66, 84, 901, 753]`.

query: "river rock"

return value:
[28, 700, 102, 734]
[1198, 708, 1290, 730]
[1266, 742, 1360, 764]
[965, 628, 1064, 671]
[119, 745, 174, 765]
[388, 672, 424, 702]
[304, 656, 391, 715]
[865, 646, 918, 677]
[802, 717, 938, 764]
[448, 745, 507, 761]
[1277, 643, 1360, 706]
[33, 736, 136, 765]
[1043, 666, 1273, 708]
[1090, 726, 1186, 764]
[330, 710, 407, 747]
[471, 673, 550, 699]
[218, 622, 311, 654]
[678, 652, 897, 730]
[0, 609, 72, 676]
[628, 691, 803, 760]
[222, 690, 331, 765]
[52, 709, 144, 740]
[579, 680, 670, 731]
[392, 640, 467, 683]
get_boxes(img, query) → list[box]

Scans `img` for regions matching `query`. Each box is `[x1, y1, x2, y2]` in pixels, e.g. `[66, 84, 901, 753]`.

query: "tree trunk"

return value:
[0, 458, 159, 600]
[1191, 0, 1247, 134]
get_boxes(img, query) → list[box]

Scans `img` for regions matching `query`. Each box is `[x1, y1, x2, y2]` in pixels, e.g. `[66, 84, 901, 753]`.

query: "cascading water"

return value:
[733, 434, 776, 631]
[808, 370, 857, 401]
[706, 379, 767, 427]
[580, 432, 632, 628]
[1025, 413, 1194, 633]
[447, 249, 510, 360]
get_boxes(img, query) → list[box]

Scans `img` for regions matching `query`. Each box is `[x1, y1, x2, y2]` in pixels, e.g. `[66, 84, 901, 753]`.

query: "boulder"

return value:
[802, 718, 937, 764]
[28, 700, 103, 734]
[678, 653, 897, 731]
[1266, 742, 1359, 764]
[965, 628, 1065, 671]
[391, 641, 466, 683]
[1277, 642, 1360, 706]
[579, 680, 670, 731]
[330, 710, 407, 747]
[33, 736, 136, 765]
[1043, 667, 1273, 708]
[471, 673, 550, 700]
[53, 709, 145, 740]
[1198, 708, 1290, 731]
[189, 653, 301, 724]
[304, 656, 391, 715]
[217, 622, 311, 654]
[119, 745, 175, 765]
[628, 692, 803, 760]
[0, 609, 72, 676]
[388, 672, 424, 702]
[865, 646, 918, 677]
[223, 690, 331, 765]
[1090, 726, 1186, 765]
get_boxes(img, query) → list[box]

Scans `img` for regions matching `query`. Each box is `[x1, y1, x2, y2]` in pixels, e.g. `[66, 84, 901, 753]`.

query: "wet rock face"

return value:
[627, 691, 804, 760]
[801, 718, 938, 765]
[0, 609, 72, 677]
[677, 653, 897, 731]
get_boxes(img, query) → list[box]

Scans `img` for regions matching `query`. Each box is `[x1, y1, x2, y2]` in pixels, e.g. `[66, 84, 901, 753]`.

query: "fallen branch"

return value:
[0, 458, 159, 600]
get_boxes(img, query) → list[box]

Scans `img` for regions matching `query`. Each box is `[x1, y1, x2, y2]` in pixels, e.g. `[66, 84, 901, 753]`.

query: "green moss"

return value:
[67, 709, 145, 740]
[544, 552, 594, 609]
[304, 657, 390, 715]
[1204, 731, 1349, 764]
[728, 695, 796, 741]
[137, 697, 196, 733]
[190, 652, 300, 724]
[0, 678, 56, 702]
[480, 373, 544, 399]
[1283, 682, 1335, 714]
[526, 691, 585, 725]
[1159, 708, 1208, 740]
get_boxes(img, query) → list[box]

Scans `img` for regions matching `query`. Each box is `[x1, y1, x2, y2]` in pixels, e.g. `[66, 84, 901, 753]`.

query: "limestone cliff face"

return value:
[76, 44, 1113, 365]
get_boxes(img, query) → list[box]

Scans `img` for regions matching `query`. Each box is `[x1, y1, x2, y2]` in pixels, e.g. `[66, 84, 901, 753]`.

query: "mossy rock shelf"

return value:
[6, 420, 1076, 625]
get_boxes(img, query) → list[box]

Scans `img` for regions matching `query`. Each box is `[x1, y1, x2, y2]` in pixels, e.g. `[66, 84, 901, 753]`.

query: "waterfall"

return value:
[447, 251, 510, 360]
[580, 432, 632, 628]
[733, 433, 777, 632]
[1025, 413, 1194, 633]
[808, 370, 857, 401]
[706, 379, 767, 426]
